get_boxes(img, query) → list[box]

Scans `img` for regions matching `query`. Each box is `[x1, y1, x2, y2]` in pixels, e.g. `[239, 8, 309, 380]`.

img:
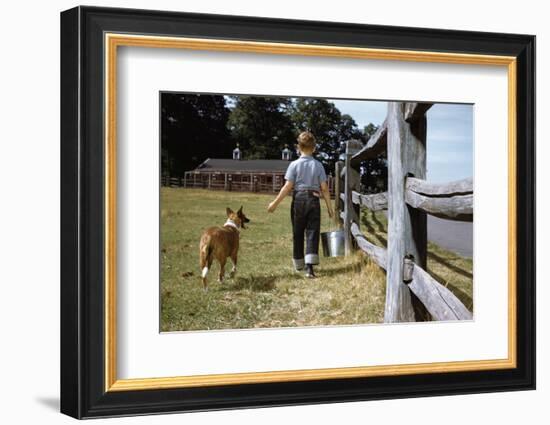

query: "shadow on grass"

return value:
[371, 211, 387, 233]
[319, 262, 365, 277]
[221, 258, 366, 292]
[229, 275, 280, 292]
[361, 213, 387, 247]
[428, 251, 473, 279]
[361, 209, 471, 279]
[362, 212, 376, 234]
[359, 207, 473, 311]
[426, 267, 473, 310]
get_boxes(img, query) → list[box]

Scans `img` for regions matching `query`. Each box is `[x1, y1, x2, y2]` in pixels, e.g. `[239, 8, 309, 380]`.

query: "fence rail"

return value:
[350, 120, 387, 166]
[352, 191, 388, 211]
[341, 191, 388, 211]
[405, 191, 473, 221]
[406, 176, 473, 196]
[350, 223, 472, 321]
[350, 223, 387, 269]
[405, 176, 473, 222]
[163, 171, 336, 195]
[334, 101, 473, 323]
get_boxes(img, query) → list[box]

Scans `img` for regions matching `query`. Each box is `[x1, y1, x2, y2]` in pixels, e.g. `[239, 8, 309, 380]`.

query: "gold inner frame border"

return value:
[104, 33, 517, 392]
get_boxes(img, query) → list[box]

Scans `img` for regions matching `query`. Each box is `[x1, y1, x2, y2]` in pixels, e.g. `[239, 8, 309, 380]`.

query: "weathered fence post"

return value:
[385, 102, 428, 323]
[343, 140, 363, 255]
[334, 161, 342, 227]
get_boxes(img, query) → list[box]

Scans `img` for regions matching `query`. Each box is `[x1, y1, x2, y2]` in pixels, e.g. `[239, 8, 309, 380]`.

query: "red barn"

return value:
[177, 146, 333, 193]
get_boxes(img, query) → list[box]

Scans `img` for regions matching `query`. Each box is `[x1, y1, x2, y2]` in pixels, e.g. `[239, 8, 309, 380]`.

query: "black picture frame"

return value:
[60, 5, 535, 419]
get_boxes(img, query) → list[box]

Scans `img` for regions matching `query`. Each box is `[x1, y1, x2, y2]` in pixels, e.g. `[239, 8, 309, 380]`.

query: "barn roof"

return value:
[193, 158, 291, 173]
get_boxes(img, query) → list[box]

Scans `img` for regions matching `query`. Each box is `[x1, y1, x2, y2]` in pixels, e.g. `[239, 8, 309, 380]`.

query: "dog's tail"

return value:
[199, 236, 212, 279]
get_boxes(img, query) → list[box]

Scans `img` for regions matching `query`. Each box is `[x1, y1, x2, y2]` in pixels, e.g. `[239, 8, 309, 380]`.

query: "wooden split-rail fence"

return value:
[334, 102, 473, 323]
[163, 170, 336, 194]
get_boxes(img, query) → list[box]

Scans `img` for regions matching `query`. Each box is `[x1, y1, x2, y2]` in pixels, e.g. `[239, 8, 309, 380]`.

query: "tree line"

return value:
[161, 93, 386, 191]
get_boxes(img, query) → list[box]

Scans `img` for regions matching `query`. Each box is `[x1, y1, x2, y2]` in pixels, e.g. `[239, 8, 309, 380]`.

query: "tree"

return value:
[360, 123, 388, 193]
[161, 93, 231, 176]
[291, 98, 351, 173]
[227, 96, 295, 159]
[363, 123, 378, 142]
[339, 114, 364, 142]
[161, 93, 372, 181]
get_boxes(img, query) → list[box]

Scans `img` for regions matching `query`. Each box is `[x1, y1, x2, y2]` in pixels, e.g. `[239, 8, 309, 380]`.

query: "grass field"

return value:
[160, 188, 473, 332]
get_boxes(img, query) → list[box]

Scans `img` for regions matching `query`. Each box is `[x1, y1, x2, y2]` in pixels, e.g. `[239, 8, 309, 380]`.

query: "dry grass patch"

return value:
[161, 188, 386, 331]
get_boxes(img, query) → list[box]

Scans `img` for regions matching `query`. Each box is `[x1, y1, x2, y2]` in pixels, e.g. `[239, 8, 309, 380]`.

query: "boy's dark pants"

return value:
[291, 191, 321, 270]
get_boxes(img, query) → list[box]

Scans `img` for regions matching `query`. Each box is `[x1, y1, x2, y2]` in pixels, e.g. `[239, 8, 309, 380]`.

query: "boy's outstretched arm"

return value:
[320, 181, 334, 219]
[267, 181, 294, 213]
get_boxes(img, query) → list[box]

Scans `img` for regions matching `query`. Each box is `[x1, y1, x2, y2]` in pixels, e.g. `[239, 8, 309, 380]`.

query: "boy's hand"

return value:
[267, 201, 277, 213]
[327, 209, 334, 219]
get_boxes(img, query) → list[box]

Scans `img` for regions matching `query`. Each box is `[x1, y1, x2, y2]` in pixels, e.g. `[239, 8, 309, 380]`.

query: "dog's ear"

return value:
[226, 207, 234, 217]
[237, 206, 249, 228]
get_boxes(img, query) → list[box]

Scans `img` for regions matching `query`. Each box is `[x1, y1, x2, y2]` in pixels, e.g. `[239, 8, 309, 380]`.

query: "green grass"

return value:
[160, 188, 473, 331]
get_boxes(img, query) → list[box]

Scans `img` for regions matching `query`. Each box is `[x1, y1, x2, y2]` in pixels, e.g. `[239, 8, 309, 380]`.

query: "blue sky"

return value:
[332, 100, 473, 183]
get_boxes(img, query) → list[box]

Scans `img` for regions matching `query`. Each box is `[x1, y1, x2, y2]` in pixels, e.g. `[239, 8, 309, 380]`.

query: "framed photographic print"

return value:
[60, 5, 535, 419]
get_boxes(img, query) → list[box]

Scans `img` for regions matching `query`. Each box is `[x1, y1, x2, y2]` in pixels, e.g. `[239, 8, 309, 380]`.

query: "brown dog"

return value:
[199, 206, 250, 289]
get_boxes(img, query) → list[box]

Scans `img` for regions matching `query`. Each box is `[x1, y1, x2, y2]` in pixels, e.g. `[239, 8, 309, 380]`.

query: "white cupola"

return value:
[232, 144, 241, 160]
[281, 145, 291, 161]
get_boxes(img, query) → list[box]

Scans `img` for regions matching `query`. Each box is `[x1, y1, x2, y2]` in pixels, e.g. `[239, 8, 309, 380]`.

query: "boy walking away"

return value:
[267, 132, 334, 278]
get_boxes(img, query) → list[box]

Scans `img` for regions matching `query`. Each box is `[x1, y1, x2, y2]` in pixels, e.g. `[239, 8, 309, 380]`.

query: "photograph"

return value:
[159, 92, 474, 331]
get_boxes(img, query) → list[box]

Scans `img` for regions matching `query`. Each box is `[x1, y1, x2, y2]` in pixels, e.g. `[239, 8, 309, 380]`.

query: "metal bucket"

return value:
[321, 230, 345, 257]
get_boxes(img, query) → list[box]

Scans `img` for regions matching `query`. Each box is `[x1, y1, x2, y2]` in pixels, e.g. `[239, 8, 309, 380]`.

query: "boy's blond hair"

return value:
[297, 131, 316, 152]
